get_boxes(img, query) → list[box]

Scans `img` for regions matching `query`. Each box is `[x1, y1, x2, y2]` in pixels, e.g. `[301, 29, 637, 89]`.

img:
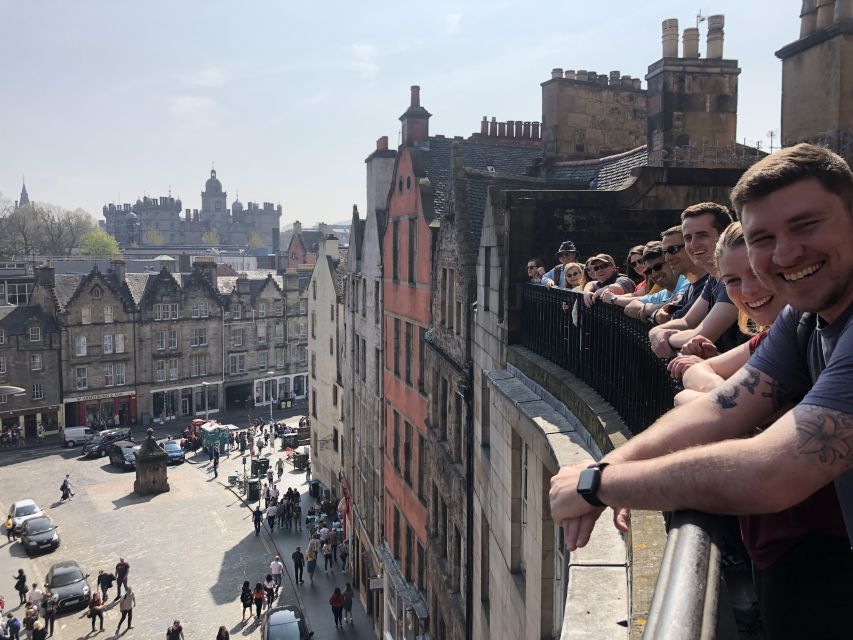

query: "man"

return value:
[59, 475, 73, 502]
[648, 203, 738, 356]
[266, 503, 278, 531]
[25, 584, 42, 609]
[291, 547, 305, 584]
[526, 258, 546, 283]
[581, 254, 635, 307]
[650, 225, 709, 325]
[252, 506, 263, 536]
[269, 556, 285, 595]
[605, 242, 687, 320]
[96, 569, 115, 601]
[114, 558, 129, 601]
[115, 587, 135, 633]
[541, 241, 579, 288]
[549, 144, 853, 638]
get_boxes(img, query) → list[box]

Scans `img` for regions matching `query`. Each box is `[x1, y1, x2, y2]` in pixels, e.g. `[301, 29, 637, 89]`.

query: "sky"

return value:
[0, 1, 798, 228]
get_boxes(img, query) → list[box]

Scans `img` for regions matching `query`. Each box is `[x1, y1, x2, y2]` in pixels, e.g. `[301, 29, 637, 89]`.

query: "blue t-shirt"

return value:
[640, 274, 688, 305]
[671, 273, 710, 320]
[749, 302, 853, 544]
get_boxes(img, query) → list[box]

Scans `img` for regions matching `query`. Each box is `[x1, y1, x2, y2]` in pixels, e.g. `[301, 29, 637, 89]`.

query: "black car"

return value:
[19, 516, 60, 555]
[108, 441, 140, 470]
[45, 561, 91, 611]
[260, 605, 313, 640]
[82, 427, 133, 458]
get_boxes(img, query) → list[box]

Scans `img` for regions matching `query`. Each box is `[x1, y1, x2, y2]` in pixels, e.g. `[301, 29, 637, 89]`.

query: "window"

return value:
[311, 311, 316, 339]
[153, 303, 179, 320]
[483, 247, 492, 312]
[393, 319, 401, 376]
[375, 348, 381, 392]
[169, 329, 178, 350]
[258, 323, 267, 345]
[258, 303, 266, 318]
[276, 348, 285, 368]
[405, 525, 414, 582]
[330, 304, 334, 322]
[192, 301, 209, 318]
[311, 389, 317, 418]
[274, 322, 284, 343]
[439, 377, 448, 440]
[258, 352, 268, 370]
[446, 270, 455, 332]
[0, 356, 5, 374]
[32, 383, 44, 401]
[76, 366, 88, 390]
[374, 280, 380, 324]
[299, 300, 307, 314]
[169, 358, 179, 380]
[393, 506, 401, 558]
[481, 377, 491, 448]
[392, 219, 400, 280]
[7, 283, 30, 305]
[191, 327, 207, 347]
[408, 218, 418, 284]
[0, 329, 5, 345]
[299, 346, 308, 364]
[299, 320, 307, 338]
[115, 334, 125, 353]
[91, 286, 102, 300]
[191, 354, 208, 377]
[0, 394, 7, 404]
[332, 385, 338, 407]
[232, 328, 244, 347]
[360, 338, 366, 382]
[417, 433, 426, 501]
[229, 354, 247, 375]
[104, 305, 114, 324]
[481, 513, 491, 612]
[75, 335, 87, 357]
[103, 334, 113, 354]
[29, 327, 41, 342]
[392, 410, 401, 471]
[115, 363, 126, 386]
[361, 280, 366, 317]
[104, 363, 114, 387]
[81, 306, 92, 325]
[454, 394, 463, 461]
[233, 304, 242, 320]
[275, 301, 283, 317]
[329, 337, 333, 356]
[156, 360, 166, 382]
[418, 327, 426, 393]
[354, 336, 360, 376]
[333, 426, 339, 452]
[417, 541, 426, 590]
[311, 353, 316, 379]
[312, 281, 317, 300]
[156, 331, 166, 350]
[403, 420, 413, 484]
[30, 353, 42, 371]
[404, 322, 413, 385]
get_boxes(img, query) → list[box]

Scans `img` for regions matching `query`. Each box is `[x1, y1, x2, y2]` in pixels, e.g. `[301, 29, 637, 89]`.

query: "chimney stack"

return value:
[399, 85, 431, 144]
[682, 27, 700, 58]
[834, 0, 853, 20]
[800, 0, 818, 36]
[236, 273, 250, 295]
[37, 261, 55, 289]
[531, 122, 540, 139]
[564, 69, 576, 80]
[480, 117, 488, 135]
[706, 14, 725, 59]
[377, 136, 389, 150]
[489, 117, 498, 136]
[816, 0, 836, 27]
[609, 70, 621, 85]
[293, 220, 302, 235]
[410, 85, 420, 107]
[551, 68, 563, 79]
[193, 255, 218, 289]
[662, 19, 679, 57]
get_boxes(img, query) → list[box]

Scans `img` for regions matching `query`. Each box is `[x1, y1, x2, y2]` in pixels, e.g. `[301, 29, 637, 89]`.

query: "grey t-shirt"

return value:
[749, 302, 853, 543]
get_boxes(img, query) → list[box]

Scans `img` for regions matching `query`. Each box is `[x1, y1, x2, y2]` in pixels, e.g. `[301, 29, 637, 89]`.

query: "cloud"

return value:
[190, 67, 228, 88]
[170, 96, 220, 129]
[348, 43, 379, 79]
[444, 12, 462, 34]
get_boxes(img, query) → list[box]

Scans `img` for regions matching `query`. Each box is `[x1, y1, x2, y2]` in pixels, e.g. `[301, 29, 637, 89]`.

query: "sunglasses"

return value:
[566, 271, 582, 278]
[589, 263, 611, 272]
[646, 262, 667, 273]
[663, 244, 685, 255]
[629, 259, 644, 269]
[527, 265, 537, 270]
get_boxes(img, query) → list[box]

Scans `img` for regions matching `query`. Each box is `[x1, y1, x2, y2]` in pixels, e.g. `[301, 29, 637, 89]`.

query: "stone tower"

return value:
[776, 0, 853, 163]
[399, 85, 431, 145]
[645, 16, 741, 166]
[201, 169, 228, 224]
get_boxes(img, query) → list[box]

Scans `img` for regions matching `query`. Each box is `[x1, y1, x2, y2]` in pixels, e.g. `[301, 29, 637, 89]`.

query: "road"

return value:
[0, 416, 373, 639]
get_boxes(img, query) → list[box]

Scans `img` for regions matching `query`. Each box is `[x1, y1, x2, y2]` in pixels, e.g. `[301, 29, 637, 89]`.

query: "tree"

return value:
[143, 229, 165, 246]
[37, 205, 95, 256]
[202, 229, 220, 246]
[80, 228, 120, 257]
[247, 231, 264, 249]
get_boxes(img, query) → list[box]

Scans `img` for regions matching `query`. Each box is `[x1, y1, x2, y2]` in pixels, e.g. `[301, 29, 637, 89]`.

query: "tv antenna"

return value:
[696, 9, 707, 29]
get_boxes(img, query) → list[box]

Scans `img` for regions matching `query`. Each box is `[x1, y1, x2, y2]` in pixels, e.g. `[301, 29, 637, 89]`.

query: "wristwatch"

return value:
[577, 462, 609, 507]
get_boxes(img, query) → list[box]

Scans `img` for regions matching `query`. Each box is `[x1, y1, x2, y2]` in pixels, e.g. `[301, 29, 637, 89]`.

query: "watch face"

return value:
[577, 468, 600, 495]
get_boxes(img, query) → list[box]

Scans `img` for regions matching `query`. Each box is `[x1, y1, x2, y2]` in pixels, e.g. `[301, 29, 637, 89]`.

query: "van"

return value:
[63, 427, 94, 448]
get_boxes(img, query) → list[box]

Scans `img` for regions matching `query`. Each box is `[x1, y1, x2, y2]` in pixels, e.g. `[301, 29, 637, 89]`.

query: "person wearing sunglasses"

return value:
[581, 254, 635, 307]
[542, 241, 579, 288]
[651, 225, 710, 325]
[624, 245, 655, 297]
[607, 242, 688, 322]
[526, 258, 545, 283]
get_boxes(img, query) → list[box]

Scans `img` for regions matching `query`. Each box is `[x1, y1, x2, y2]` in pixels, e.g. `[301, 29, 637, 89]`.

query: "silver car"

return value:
[8, 499, 44, 533]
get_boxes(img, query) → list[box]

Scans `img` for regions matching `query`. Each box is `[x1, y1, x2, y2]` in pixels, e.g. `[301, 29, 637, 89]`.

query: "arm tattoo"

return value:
[761, 378, 794, 413]
[713, 384, 740, 409]
[741, 365, 760, 394]
[795, 405, 853, 471]
[712, 364, 790, 411]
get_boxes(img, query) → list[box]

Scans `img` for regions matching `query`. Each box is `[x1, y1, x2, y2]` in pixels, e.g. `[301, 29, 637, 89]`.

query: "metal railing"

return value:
[520, 284, 677, 436]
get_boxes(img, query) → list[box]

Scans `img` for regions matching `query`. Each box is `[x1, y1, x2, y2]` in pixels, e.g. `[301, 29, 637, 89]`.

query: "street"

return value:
[0, 416, 373, 639]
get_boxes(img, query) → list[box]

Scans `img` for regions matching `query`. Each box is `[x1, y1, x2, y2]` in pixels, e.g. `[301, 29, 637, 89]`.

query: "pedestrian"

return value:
[31, 620, 46, 640]
[252, 583, 265, 619]
[269, 556, 284, 595]
[115, 587, 135, 633]
[278, 502, 288, 530]
[88, 592, 104, 632]
[322, 541, 333, 573]
[216, 625, 230, 640]
[5, 612, 21, 640]
[42, 593, 56, 637]
[96, 569, 115, 601]
[59, 475, 73, 502]
[276, 458, 284, 479]
[240, 581, 253, 622]
[305, 547, 317, 585]
[166, 619, 184, 640]
[114, 558, 129, 600]
[212, 455, 219, 478]
[26, 583, 43, 608]
[266, 503, 277, 531]
[329, 527, 339, 561]
[13, 570, 26, 606]
[22, 607, 36, 637]
[37, 424, 44, 444]
[291, 547, 304, 585]
[305, 460, 311, 481]
[5, 514, 15, 542]
[340, 542, 349, 572]
[252, 506, 262, 537]
[329, 587, 345, 628]
[294, 503, 302, 531]
[263, 574, 275, 610]
[343, 582, 354, 624]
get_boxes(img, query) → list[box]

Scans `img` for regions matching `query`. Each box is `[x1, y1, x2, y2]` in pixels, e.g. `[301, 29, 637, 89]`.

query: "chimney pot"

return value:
[506, 120, 516, 138]
[598, 74, 608, 85]
[706, 14, 725, 59]
[816, 0, 836, 27]
[632, 78, 642, 90]
[410, 85, 420, 107]
[836, 0, 853, 20]
[551, 67, 564, 79]
[377, 136, 389, 150]
[480, 116, 488, 136]
[662, 18, 679, 57]
[609, 70, 621, 85]
[498, 121, 507, 138]
[577, 69, 588, 82]
[522, 121, 531, 139]
[682, 27, 700, 58]
[564, 69, 576, 80]
[801, 0, 818, 36]
[531, 121, 540, 140]
[489, 117, 498, 137]
[621, 75, 632, 87]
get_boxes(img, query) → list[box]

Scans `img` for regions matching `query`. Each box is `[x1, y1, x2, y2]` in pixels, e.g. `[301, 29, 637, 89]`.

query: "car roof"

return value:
[268, 606, 305, 626]
[102, 428, 130, 435]
[12, 499, 37, 508]
[113, 440, 137, 448]
[24, 515, 53, 527]
[50, 560, 82, 572]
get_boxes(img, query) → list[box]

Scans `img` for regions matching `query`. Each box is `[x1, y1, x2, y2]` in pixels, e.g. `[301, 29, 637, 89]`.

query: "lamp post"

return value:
[266, 370, 276, 426]
[201, 381, 209, 421]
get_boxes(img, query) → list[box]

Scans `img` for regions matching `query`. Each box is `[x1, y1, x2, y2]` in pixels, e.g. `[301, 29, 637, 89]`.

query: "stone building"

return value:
[282, 221, 327, 270]
[0, 304, 61, 438]
[306, 235, 346, 491]
[103, 169, 281, 251]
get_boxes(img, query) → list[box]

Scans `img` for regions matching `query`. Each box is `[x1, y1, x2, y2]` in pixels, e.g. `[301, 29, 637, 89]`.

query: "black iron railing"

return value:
[520, 284, 678, 435]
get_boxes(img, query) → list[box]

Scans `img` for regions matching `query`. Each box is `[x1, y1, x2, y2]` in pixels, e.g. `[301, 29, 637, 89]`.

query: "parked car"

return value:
[62, 426, 94, 448]
[108, 441, 140, 470]
[8, 499, 44, 533]
[81, 427, 133, 458]
[19, 515, 60, 554]
[158, 439, 186, 464]
[44, 561, 91, 611]
[260, 605, 314, 640]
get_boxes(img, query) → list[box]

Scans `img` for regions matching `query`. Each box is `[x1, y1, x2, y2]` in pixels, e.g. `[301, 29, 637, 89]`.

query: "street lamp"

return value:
[201, 381, 209, 421]
[0, 385, 26, 396]
[266, 370, 276, 426]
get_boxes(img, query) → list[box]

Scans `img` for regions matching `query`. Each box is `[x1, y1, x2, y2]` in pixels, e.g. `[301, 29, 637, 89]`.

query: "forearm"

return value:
[681, 361, 725, 393]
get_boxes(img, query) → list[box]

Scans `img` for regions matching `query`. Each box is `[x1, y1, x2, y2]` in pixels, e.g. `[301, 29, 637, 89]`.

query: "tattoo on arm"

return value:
[741, 365, 760, 394]
[712, 365, 791, 411]
[713, 384, 741, 409]
[761, 378, 794, 413]
[795, 405, 853, 471]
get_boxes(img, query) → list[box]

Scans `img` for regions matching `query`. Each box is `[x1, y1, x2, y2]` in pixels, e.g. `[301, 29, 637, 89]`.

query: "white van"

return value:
[63, 426, 94, 447]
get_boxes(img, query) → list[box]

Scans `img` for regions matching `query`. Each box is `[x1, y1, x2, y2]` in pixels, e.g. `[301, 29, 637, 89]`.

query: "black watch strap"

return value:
[578, 462, 609, 508]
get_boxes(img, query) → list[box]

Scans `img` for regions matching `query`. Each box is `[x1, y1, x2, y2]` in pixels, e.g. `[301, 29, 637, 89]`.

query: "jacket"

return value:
[119, 592, 135, 611]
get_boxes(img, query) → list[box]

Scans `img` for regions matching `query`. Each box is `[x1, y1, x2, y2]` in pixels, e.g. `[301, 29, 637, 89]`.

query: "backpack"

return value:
[796, 312, 816, 368]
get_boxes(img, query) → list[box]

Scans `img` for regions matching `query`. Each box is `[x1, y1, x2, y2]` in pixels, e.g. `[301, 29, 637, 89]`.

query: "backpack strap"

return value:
[796, 312, 817, 379]
[554, 265, 563, 287]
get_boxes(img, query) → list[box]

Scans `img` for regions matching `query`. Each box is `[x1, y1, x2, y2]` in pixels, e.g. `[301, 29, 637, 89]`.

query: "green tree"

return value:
[202, 229, 220, 246]
[80, 228, 120, 257]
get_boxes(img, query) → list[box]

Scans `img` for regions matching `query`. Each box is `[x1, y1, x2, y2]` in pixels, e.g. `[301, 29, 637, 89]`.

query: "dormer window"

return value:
[29, 326, 42, 342]
[91, 287, 102, 300]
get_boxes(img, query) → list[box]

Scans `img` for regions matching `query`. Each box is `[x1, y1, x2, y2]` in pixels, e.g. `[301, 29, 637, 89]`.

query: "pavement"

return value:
[0, 413, 372, 639]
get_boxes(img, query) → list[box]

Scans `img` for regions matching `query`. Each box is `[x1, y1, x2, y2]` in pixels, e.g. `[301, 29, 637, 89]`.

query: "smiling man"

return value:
[548, 144, 853, 638]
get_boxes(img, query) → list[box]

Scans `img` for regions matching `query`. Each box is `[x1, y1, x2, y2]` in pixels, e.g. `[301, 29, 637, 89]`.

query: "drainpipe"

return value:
[464, 377, 474, 640]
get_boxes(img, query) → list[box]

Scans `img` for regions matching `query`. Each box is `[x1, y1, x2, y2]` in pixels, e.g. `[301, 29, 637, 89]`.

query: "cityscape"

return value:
[1, 2, 852, 640]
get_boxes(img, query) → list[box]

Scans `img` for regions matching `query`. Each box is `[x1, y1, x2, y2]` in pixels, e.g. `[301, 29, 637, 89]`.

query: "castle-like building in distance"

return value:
[102, 169, 282, 251]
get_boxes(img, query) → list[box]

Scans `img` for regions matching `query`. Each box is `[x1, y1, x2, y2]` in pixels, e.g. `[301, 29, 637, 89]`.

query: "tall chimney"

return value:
[801, 0, 818, 36]
[480, 117, 488, 135]
[531, 122, 540, 140]
[564, 69, 576, 80]
[489, 117, 498, 137]
[834, 0, 853, 20]
[497, 121, 506, 138]
[293, 220, 302, 235]
[399, 85, 431, 144]
[816, 0, 836, 27]
[662, 19, 679, 57]
[506, 120, 516, 138]
[410, 85, 420, 107]
[682, 27, 700, 58]
[111, 255, 126, 284]
[522, 121, 531, 139]
[609, 70, 621, 85]
[706, 15, 725, 59]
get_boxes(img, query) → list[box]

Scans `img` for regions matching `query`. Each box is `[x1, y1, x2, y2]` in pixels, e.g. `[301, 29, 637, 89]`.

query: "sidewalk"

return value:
[197, 439, 374, 639]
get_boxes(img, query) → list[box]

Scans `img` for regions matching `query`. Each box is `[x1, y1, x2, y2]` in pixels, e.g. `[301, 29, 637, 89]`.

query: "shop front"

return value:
[151, 383, 219, 423]
[64, 392, 137, 428]
[1, 405, 62, 442]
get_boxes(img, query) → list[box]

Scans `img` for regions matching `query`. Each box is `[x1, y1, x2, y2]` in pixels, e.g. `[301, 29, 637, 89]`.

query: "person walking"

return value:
[263, 575, 275, 610]
[343, 582, 354, 624]
[339, 541, 349, 572]
[252, 506, 262, 537]
[305, 547, 317, 585]
[31, 620, 46, 640]
[42, 592, 56, 637]
[265, 503, 277, 532]
[59, 475, 73, 502]
[329, 528, 339, 562]
[251, 583, 265, 620]
[240, 581, 253, 622]
[115, 587, 135, 633]
[114, 558, 129, 600]
[212, 454, 219, 478]
[96, 569, 115, 601]
[215, 625, 230, 640]
[276, 458, 284, 479]
[269, 556, 284, 596]
[305, 460, 311, 482]
[329, 587, 345, 629]
[4, 612, 21, 640]
[291, 547, 304, 585]
[321, 541, 333, 573]
[166, 619, 184, 640]
[294, 502, 302, 532]
[88, 592, 104, 632]
[5, 514, 15, 543]
[13, 570, 27, 606]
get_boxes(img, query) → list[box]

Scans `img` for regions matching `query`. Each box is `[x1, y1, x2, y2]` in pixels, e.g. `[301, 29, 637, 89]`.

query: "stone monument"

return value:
[134, 428, 170, 495]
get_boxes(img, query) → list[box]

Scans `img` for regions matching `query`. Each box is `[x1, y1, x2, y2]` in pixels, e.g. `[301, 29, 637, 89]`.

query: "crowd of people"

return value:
[547, 143, 853, 639]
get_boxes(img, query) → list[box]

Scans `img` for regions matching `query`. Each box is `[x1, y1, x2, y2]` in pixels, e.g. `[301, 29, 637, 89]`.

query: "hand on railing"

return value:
[667, 355, 705, 380]
[648, 326, 678, 358]
[679, 335, 719, 359]
[549, 459, 606, 551]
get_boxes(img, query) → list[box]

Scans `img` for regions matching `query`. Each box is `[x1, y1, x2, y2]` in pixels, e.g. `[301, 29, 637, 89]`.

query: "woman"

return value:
[329, 587, 345, 629]
[4, 515, 14, 542]
[240, 581, 253, 622]
[563, 262, 587, 290]
[624, 245, 649, 293]
[13, 569, 26, 605]
[263, 574, 275, 610]
[252, 583, 265, 619]
[42, 592, 56, 636]
[216, 625, 230, 640]
[668, 221, 786, 402]
[321, 541, 333, 573]
[305, 546, 317, 585]
[88, 592, 104, 632]
[343, 582, 354, 624]
[166, 619, 184, 640]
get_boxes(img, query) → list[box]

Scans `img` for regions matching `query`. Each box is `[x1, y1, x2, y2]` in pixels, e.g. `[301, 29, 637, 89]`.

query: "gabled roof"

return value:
[124, 273, 153, 306]
[53, 275, 84, 311]
[545, 145, 648, 190]
[326, 248, 349, 300]
[287, 230, 325, 256]
[0, 305, 58, 335]
[63, 266, 134, 312]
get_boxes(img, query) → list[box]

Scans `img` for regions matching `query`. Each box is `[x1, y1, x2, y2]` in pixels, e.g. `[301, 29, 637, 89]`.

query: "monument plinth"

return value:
[134, 428, 170, 495]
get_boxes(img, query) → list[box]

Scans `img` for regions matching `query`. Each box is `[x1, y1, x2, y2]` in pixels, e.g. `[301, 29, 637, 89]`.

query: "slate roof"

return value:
[327, 247, 349, 299]
[53, 275, 84, 311]
[216, 272, 283, 297]
[463, 171, 545, 242]
[124, 273, 153, 306]
[546, 145, 648, 190]
[0, 305, 59, 335]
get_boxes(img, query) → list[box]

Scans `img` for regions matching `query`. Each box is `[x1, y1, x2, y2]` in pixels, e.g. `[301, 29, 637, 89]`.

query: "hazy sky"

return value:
[0, 1, 797, 227]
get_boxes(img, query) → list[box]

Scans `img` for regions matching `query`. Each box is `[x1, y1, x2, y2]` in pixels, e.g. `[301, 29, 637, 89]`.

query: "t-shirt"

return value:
[591, 272, 635, 294]
[744, 302, 853, 567]
[697, 276, 744, 353]
[671, 273, 710, 320]
[639, 275, 689, 305]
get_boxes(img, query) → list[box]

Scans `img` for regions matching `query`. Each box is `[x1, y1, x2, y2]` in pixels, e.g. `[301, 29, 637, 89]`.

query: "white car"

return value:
[8, 499, 44, 533]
